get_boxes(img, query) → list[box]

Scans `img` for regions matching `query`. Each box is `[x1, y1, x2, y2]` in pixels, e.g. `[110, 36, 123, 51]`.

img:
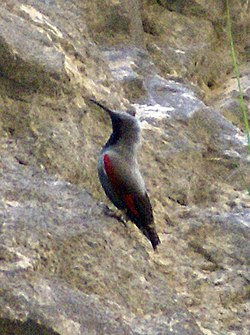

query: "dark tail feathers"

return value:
[147, 229, 161, 251]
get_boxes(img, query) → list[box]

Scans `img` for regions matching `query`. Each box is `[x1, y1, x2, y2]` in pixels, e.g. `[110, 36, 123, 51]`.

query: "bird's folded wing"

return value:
[103, 153, 153, 223]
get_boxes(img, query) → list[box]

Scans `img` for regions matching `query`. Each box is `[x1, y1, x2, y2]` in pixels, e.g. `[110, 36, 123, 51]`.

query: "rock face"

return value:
[0, 1, 249, 335]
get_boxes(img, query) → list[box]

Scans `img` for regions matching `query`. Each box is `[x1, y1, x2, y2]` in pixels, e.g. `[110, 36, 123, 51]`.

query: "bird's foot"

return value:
[101, 204, 127, 226]
[119, 214, 128, 227]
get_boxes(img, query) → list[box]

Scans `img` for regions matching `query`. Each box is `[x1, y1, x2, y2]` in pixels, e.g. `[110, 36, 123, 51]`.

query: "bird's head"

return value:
[90, 99, 141, 148]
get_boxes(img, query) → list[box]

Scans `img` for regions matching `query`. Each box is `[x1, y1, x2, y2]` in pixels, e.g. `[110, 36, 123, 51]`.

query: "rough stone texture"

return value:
[0, 1, 249, 335]
[0, 145, 203, 335]
[141, 0, 250, 90]
[0, 7, 65, 92]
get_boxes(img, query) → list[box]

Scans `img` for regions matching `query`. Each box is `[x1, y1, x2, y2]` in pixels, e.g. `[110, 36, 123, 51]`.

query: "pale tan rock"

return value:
[0, 1, 249, 334]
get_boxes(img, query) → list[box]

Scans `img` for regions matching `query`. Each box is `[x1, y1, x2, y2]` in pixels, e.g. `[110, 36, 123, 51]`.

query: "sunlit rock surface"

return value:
[0, 1, 249, 334]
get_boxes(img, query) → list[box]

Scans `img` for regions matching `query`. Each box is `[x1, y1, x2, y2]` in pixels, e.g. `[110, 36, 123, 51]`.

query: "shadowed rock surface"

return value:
[0, 144, 203, 335]
[0, 1, 249, 334]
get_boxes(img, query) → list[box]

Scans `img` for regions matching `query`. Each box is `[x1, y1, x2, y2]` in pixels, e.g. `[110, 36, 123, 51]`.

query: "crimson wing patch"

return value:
[122, 194, 139, 217]
[103, 154, 160, 249]
[103, 154, 140, 217]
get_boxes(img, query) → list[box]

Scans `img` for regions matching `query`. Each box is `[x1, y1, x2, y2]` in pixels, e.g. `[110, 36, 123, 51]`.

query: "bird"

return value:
[90, 99, 160, 250]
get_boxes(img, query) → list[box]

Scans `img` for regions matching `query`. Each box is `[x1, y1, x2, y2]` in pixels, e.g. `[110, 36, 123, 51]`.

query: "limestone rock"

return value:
[0, 1, 249, 334]
[0, 6, 65, 92]
[0, 145, 203, 335]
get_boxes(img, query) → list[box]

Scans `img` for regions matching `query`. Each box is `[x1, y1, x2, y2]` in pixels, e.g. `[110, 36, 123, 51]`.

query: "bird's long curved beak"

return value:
[89, 99, 114, 117]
